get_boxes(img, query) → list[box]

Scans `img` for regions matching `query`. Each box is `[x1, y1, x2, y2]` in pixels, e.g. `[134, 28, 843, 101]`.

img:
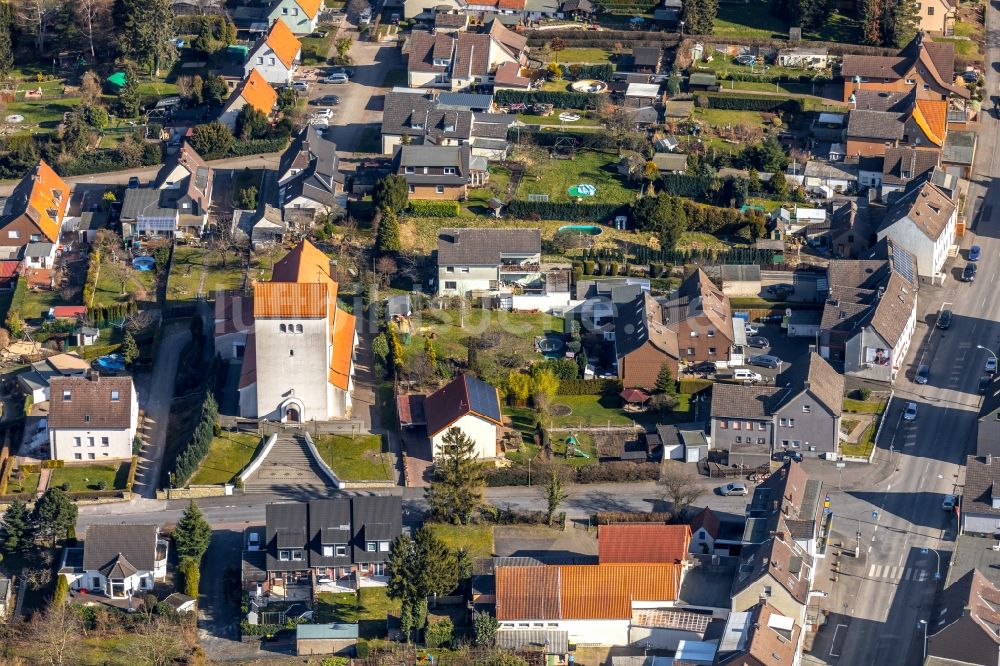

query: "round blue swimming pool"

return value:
[132, 256, 155, 271]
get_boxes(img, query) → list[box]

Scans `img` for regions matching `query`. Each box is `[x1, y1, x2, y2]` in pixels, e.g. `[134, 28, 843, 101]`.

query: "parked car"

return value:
[942, 494, 958, 511]
[747, 336, 770, 349]
[987, 357, 998, 375]
[915, 364, 929, 384]
[903, 401, 918, 421]
[758, 314, 784, 324]
[292, 81, 311, 92]
[981, 375, 993, 394]
[311, 108, 334, 120]
[327, 66, 355, 77]
[779, 451, 803, 463]
[128, 176, 140, 189]
[749, 354, 780, 369]
[963, 262, 977, 282]
[744, 323, 760, 335]
[310, 94, 341, 106]
[937, 309, 953, 329]
[962, 70, 980, 83]
[732, 368, 763, 383]
[686, 361, 717, 374]
[718, 482, 749, 496]
[969, 245, 982, 261]
[767, 284, 795, 297]
[734, 54, 757, 65]
[323, 73, 349, 84]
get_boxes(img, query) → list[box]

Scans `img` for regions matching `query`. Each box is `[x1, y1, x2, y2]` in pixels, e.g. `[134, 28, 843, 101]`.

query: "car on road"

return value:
[903, 401, 918, 421]
[749, 354, 780, 369]
[915, 364, 929, 384]
[937, 309, 953, 329]
[747, 336, 769, 349]
[969, 245, 982, 261]
[942, 494, 958, 511]
[767, 284, 795, 297]
[987, 357, 998, 375]
[718, 482, 749, 496]
[311, 108, 334, 120]
[963, 262, 977, 282]
[744, 323, 760, 335]
[981, 375, 993, 394]
[323, 73, 349, 84]
[310, 94, 341, 106]
[128, 176, 140, 189]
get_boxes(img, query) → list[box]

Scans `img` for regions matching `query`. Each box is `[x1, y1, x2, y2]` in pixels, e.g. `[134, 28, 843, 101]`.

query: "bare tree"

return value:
[104, 261, 138, 296]
[75, 0, 112, 58]
[79, 71, 102, 107]
[375, 256, 397, 289]
[15, 0, 61, 54]
[658, 462, 704, 520]
[0, 328, 10, 352]
[115, 617, 187, 666]
[347, 0, 369, 20]
[602, 104, 639, 156]
[29, 601, 82, 666]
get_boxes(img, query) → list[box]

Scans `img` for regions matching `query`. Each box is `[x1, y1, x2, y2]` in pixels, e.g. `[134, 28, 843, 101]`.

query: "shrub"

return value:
[595, 511, 672, 524]
[858, 387, 872, 400]
[505, 200, 623, 222]
[60, 482, 70, 491]
[704, 94, 803, 113]
[557, 378, 622, 395]
[408, 200, 460, 217]
[494, 89, 602, 109]
[96, 480, 107, 490]
[355, 640, 370, 658]
[425, 617, 454, 648]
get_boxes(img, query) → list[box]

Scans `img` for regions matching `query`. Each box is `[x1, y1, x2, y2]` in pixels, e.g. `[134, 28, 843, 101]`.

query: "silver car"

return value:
[719, 482, 749, 496]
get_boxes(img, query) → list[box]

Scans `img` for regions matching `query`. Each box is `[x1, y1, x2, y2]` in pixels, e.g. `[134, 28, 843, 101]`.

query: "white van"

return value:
[733, 369, 763, 384]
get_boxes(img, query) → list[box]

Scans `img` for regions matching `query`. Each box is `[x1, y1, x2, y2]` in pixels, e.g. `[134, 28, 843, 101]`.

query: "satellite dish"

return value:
[785, 308, 792, 317]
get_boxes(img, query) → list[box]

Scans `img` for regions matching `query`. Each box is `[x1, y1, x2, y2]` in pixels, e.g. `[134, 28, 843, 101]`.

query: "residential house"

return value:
[560, 0, 595, 18]
[631, 47, 662, 74]
[436, 227, 542, 296]
[733, 463, 825, 627]
[495, 563, 684, 645]
[958, 455, 1000, 533]
[278, 125, 345, 212]
[857, 155, 885, 190]
[876, 179, 957, 278]
[524, 0, 560, 21]
[434, 11, 469, 32]
[17, 352, 91, 403]
[247, 204, 288, 248]
[120, 183, 208, 238]
[598, 524, 692, 564]
[880, 146, 939, 200]
[221, 240, 357, 421]
[247, 497, 402, 601]
[710, 353, 844, 459]
[407, 21, 528, 91]
[828, 201, 872, 259]
[820, 241, 918, 381]
[777, 47, 829, 69]
[0, 160, 68, 266]
[266, 0, 323, 34]
[978, 383, 1000, 457]
[245, 19, 301, 86]
[803, 160, 857, 193]
[689, 507, 721, 555]
[918, 0, 955, 35]
[715, 602, 803, 666]
[61, 524, 169, 599]
[219, 68, 278, 131]
[623, 83, 663, 109]
[615, 269, 736, 389]
[846, 93, 949, 158]
[941, 129, 976, 178]
[404, 0, 526, 20]
[492, 61, 533, 91]
[840, 33, 968, 103]
[381, 90, 514, 158]
[424, 373, 503, 459]
[393, 144, 482, 199]
[47, 373, 139, 463]
[926, 569, 1000, 665]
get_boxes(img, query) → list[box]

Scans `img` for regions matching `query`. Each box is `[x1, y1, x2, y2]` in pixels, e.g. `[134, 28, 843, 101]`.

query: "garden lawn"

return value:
[20, 285, 65, 321]
[549, 393, 691, 429]
[425, 522, 494, 558]
[553, 48, 613, 63]
[49, 462, 129, 492]
[168, 245, 248, 302]
[5, 97, 81, 132]
[189, 432, 262, 485]
[516, 149, 636, 204]
[692, 107, 768, 129]
[300, 27, 335, 65]
[841, 422, 877, 458]
[516, 111, 602, 126]
[937, 37, 983, 61]
[313, 434, 393, 481]
[406, 309, 563, 368]
[93, 257, 157, 306]
[679, 232, 730, 250]
[713, 5, 859, 41]
[3, 470, 40, 495]
[316, 588, 400, 638]
[843, 397, 887, 414]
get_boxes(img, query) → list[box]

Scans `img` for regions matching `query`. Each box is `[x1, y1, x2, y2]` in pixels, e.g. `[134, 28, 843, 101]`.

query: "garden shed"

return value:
[295, 623, 359, 656]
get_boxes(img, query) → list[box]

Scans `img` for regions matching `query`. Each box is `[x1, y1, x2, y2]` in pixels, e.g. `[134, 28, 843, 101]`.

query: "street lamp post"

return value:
[977, 345, 997, 366]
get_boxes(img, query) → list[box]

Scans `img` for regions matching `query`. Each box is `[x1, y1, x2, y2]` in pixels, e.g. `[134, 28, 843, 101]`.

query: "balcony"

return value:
[500, 262, 540, 273]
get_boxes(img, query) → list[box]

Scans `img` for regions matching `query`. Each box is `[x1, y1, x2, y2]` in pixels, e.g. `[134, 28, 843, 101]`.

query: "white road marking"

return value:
[869, 564, 877, 578]
[904, 568, 913, 581]
[830, 624, 848, 658]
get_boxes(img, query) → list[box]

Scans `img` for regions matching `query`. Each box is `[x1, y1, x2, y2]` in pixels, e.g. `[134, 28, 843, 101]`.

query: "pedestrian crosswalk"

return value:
[866, 564, 931, 582]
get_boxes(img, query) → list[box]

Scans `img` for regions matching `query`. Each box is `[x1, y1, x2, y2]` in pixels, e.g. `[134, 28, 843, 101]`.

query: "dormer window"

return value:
[443, 167, 456, 175]
[410, 122, 423, 130]
[84, 415, 90, 423]
[111, 390, 120, 401]
[405, 166, 415, 174]
[63, 390, 71, 400]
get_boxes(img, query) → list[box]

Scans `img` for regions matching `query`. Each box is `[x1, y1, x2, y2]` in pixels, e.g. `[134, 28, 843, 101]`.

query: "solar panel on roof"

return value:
[466, 375, 501, 422]
[893, 246, 916, 284]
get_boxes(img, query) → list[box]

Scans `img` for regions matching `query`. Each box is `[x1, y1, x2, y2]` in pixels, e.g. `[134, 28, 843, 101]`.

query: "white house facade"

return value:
[61, 524, 169, 599]
[47, 374, 139, 462]
[876, 181, 957, 278]
[423, 374, 503, 460]
[244, 19, 301, 85]
[267, 0, 321, 34]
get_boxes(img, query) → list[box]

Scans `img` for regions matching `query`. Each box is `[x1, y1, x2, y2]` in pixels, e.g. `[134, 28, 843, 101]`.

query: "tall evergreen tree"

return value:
[654, 361, 675, 395]
[31, 488, 78, 546]
[116, 62, 141, 119]
[1, 500, 34, 552]
[173, 501, 212, 562]
[116, 0, 175, 74]
[425, 427, 486, 524]
[375, 208, 402, 255]
[889, 0, 920, 47]
[860, 0, 885, 45]
[682, 0, 717, 34]
[0, 2, 13, 78]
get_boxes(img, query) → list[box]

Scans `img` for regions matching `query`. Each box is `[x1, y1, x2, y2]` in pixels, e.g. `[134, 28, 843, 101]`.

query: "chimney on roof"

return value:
[988, 453, 993, 465]
[91, 371, 100, 382]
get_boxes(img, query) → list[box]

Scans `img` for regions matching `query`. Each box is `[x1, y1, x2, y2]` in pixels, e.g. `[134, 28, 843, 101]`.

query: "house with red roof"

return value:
[598, 524, 692, 565]
[219, 68, 279, 131]
[423, 374, 502, 459]
[0, 160, 69, 269]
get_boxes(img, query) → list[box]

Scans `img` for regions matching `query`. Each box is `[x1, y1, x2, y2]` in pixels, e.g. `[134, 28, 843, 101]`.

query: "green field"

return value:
[93, 257, 158, 306]
[713, 4, 859, 41]
[50, 462, 129, 492]
[424, 522, 494, 558]
[553, 48, 613, 64]
[313, 433, 393, 481]
[516, 148, 636, 204]
[189, 432, 263, 485]
[167, 245, 247, 302]
[316, 588, 400, 638]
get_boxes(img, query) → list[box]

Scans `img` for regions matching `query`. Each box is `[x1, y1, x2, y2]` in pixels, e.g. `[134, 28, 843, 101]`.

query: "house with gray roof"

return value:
[60, 524, 169, 599]
[381, 90, 514, 158]
[926, 568, 1000, 665]
[977, 383, 1000, 458]
[436, 227, 541, 297]
[941, 129, 976, 178]
[820, 239, 918, 383]
[959, 455, 1000, 533]
[277, 125, 345, 213]
[876, 179, 957, 278]
[710, 354, 843, 458]
[393, 144, 481, 200]
[407, 21, 528, 91]
[245, 497, 403, 602]
[880, 146, 940, 201]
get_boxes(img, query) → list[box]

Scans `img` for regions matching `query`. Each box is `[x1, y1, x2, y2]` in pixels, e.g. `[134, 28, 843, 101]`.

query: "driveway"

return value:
[133, 323, 191, 498]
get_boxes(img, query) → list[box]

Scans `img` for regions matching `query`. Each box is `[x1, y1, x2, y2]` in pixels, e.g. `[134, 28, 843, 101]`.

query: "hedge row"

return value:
[408, 200, 460, 217]
[717, 70, 833, 85]
[595, 511, 672, 524]
[170, 390, 219, 486]
[201, 137, 289, 161]
[486, 461, 660, 486]
[557, 378, 623, 395]
[679, 378, 713, 394]
[494, 89, 602, 110]
[505, 200, 624, 222]
[91, 301, 139, 328]
[567, 64, 614, 81]
[660, 173, 712, 199]
[58, 145, 162, 178]
[700, 94, 804, 113]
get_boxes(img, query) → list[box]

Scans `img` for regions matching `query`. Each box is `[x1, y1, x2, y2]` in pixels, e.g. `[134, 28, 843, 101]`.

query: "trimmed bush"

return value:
[495, 89, 602, 109]
[506, 200, 623, 222]
[407, 200, 460, 217]
[595, 511, 672, 524]
[678, 378, 713, 394]
[169, 390, 219, 486]
[557, 378, 623, 395]
[704, 94, 804, 113]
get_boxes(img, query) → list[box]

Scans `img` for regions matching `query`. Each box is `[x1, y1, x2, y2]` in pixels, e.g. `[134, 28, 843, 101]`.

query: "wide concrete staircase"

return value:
[242, 432, 333, 494]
